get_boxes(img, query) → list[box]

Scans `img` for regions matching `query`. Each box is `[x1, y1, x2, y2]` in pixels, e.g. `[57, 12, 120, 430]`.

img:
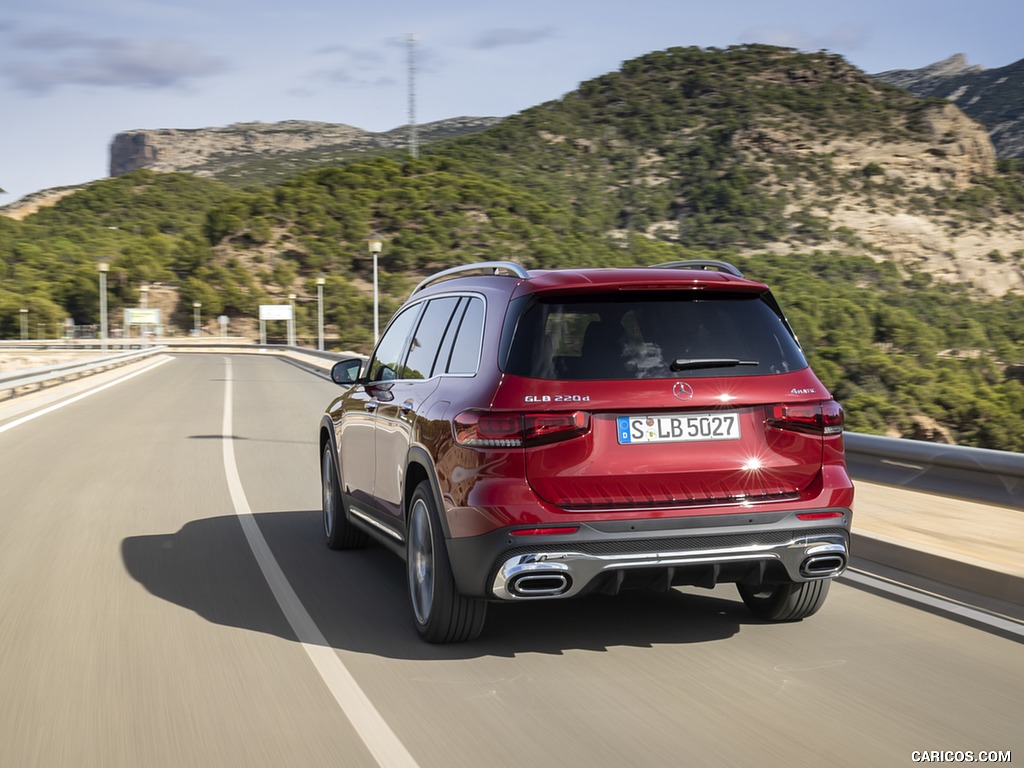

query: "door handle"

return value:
[400, 399, 414, 415]
[364, 400, 378, 413]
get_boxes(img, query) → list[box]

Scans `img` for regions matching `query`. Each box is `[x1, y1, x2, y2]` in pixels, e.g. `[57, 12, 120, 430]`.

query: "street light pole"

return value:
[97, 260, 109, 351]
[193, 302, 201, 337]
[316, 276, 326, 351]
[288, 294, 296, 347]
[139, 284, 149, 345]
[368, 235, 383, 344]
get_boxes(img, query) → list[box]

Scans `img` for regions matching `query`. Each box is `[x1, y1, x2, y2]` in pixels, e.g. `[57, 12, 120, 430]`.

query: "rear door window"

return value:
[404, 297, 460, 380]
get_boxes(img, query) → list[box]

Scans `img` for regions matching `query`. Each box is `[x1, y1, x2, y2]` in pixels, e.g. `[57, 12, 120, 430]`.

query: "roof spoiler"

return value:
[648, 260, 744, 278]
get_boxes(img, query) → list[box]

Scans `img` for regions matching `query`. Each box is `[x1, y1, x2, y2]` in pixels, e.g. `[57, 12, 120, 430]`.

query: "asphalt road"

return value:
[0, 354, 1019, 767]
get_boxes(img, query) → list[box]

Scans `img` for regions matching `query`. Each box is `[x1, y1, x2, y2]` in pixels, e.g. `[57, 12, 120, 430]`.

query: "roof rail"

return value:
[412, 261, 529, 295]
[648, 260, 744, 278]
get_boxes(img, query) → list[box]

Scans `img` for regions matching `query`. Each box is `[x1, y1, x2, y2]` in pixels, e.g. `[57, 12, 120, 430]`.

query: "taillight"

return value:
[767, 400, 844, 435]
[453, 410, 590, 448]
[454, 412, 522, 447]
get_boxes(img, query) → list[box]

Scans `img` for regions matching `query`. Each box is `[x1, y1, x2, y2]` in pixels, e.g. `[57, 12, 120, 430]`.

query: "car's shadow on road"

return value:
[122, 510, 763, 660]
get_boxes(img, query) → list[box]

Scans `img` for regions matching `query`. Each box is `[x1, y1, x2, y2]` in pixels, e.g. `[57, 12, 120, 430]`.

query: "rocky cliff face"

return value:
[108, 117, 502, 180]
[873, 54, 1024, 159]
[732, 102, 1022, 297]
[733, 101, 996, 190]
[872, 53, 984, 91]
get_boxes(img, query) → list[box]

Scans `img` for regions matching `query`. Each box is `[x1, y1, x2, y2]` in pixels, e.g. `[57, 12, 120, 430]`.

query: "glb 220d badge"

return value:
[524, 394, 591, 403]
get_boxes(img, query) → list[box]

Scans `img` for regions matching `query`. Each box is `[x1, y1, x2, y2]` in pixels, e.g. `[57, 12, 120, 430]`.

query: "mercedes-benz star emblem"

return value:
[673, 381, 694, 401]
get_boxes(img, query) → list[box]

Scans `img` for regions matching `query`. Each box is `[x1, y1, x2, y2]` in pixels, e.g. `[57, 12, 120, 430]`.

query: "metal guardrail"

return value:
[150, 341, 362, 371]
[844, 432, 1024, 509]
[0, 342, 358, 399]
[844, 432, 1024, 480]
[0, 339, 168, 351]
[0, 347, 166, 399]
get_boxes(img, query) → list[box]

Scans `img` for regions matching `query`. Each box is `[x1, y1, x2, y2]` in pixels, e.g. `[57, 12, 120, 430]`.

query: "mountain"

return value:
[873, 54, 1024, 159]
[438, 44, 1018, 296]
[872, 53, 985, 91]
[108, 116, 502, 188]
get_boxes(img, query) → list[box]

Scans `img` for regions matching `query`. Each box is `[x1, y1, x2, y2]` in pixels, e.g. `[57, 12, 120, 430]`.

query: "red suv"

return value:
[319, 261, 853, 643]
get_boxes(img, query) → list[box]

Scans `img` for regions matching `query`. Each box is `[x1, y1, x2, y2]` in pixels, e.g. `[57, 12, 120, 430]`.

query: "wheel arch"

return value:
[319, 417, 349, 506]
[405, 446, 451, 539]
[319, 415, 336, 455]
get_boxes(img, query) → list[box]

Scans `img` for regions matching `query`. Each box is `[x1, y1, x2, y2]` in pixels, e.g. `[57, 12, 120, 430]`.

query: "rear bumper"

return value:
[444, 508, 852, 600]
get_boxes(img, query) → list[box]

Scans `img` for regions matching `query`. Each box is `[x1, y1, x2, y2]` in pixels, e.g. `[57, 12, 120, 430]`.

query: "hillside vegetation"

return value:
[2, 45, 1023, 450]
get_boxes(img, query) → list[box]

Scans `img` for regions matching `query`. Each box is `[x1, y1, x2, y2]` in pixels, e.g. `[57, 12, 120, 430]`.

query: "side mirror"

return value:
[330, 358, 363, 385]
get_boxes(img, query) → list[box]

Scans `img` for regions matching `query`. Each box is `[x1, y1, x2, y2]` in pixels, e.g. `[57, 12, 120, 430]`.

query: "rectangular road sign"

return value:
[124, 308, 161, 325]
[259, 305, 293, 321]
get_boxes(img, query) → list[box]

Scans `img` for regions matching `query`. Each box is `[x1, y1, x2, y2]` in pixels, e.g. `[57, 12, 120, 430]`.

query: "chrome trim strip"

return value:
[557, 493, 801, 513]
[348, 505, 404, 542]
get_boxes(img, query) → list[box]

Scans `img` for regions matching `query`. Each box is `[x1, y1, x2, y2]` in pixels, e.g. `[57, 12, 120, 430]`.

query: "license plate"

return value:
[617, 413, 740, 444]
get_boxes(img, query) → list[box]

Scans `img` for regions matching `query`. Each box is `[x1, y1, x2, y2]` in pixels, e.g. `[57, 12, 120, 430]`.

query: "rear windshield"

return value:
[503, 291, 807, 380]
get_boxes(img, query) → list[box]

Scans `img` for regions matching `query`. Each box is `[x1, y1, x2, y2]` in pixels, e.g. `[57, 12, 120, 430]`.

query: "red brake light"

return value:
[767, 400, 844, 435]
[454, 411, 590, 448]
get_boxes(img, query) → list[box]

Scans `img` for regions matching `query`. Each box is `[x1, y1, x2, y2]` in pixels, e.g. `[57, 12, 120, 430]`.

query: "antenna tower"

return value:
[407, 33, 419, 160]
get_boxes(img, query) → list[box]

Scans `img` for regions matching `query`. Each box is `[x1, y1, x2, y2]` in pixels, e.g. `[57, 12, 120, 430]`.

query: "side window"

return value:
[446, 297, 484, 375]
[404, 297, 459, 380]
[367, 306, 419, 383]
[433, 298, 465, 376]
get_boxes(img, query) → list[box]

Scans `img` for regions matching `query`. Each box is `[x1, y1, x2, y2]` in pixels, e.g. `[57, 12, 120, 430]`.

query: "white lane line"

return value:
[220, 357, 420, 768]
[0, 358, 172, 436]
[842, 569, 1024, 639]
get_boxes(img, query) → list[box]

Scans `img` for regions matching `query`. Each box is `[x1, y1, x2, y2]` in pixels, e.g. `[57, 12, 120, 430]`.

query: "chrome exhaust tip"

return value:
[800, 554, 846, 578]
[508, 572, 571, 597]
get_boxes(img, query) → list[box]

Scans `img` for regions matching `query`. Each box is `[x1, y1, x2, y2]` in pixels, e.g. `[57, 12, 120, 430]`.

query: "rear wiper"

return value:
[670, 358, 759, 371]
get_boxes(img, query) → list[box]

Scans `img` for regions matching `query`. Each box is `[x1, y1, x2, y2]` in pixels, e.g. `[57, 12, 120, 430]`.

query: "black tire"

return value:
[737, 579, 831, 622]
[406, 481, 486, 643]
[321, 444, 367, 550]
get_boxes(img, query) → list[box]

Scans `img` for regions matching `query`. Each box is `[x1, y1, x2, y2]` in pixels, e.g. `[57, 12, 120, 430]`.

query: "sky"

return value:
[2, 0, 1022, 205]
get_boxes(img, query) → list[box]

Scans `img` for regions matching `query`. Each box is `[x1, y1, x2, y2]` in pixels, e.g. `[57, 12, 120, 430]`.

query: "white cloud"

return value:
[472, 27, 557, 50]
[6, 33, 228, 93]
